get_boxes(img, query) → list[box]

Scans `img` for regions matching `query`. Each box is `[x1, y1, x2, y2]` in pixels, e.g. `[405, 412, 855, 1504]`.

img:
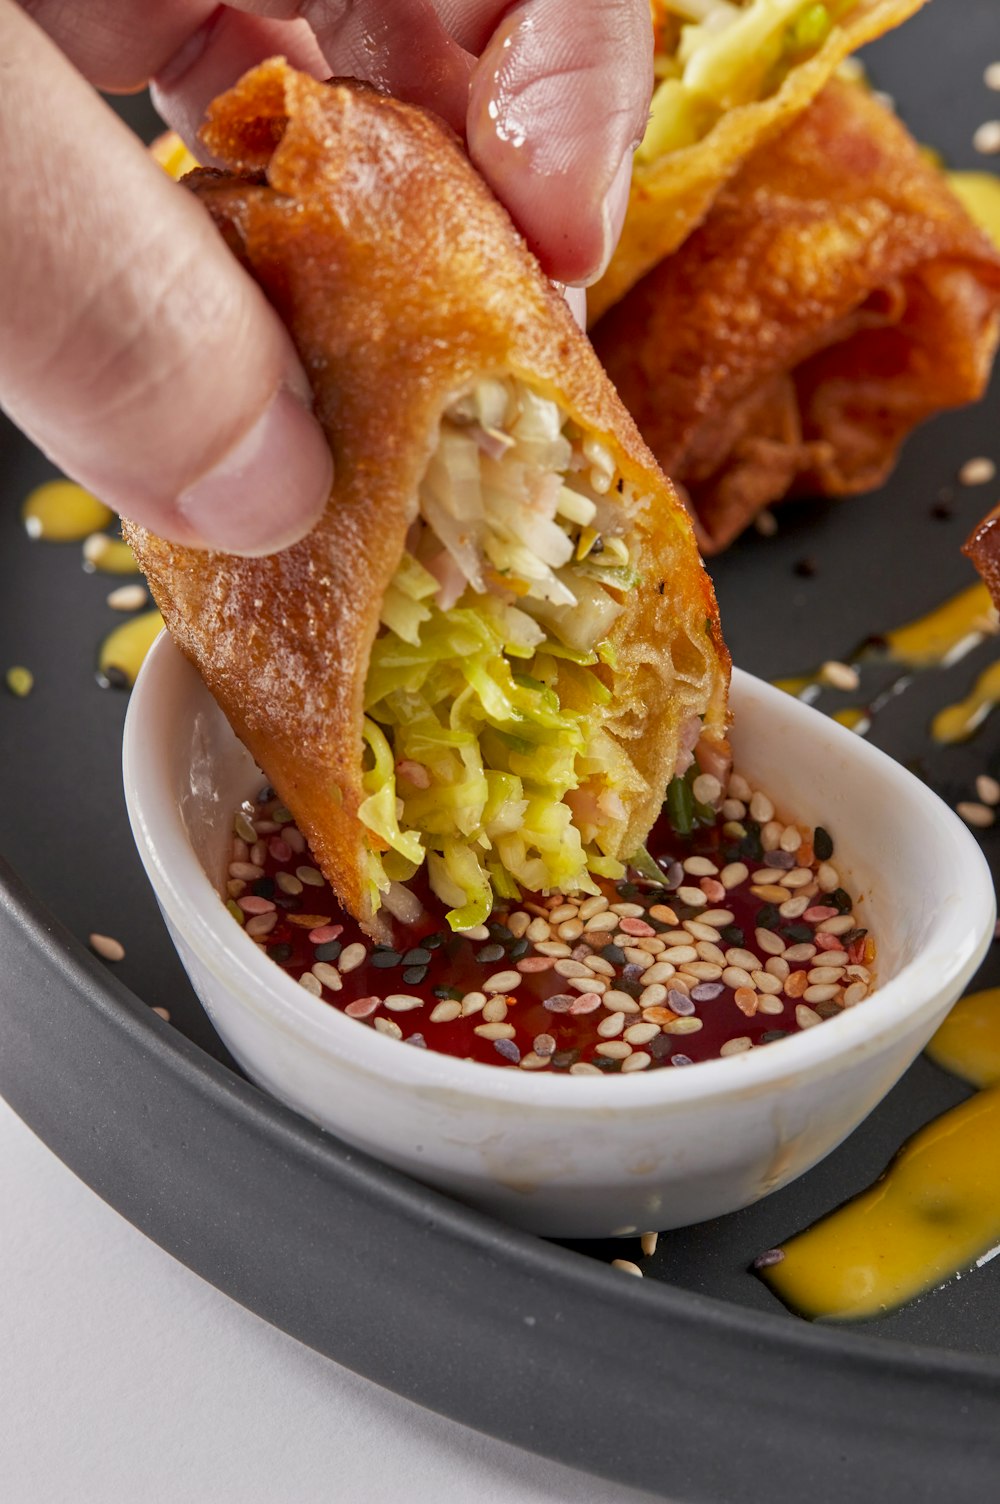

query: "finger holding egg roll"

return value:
[125, 60, 730, 938]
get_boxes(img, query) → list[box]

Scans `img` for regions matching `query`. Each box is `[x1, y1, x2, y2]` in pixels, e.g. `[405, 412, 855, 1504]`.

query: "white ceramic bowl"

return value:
[124, 635, 995, 1238]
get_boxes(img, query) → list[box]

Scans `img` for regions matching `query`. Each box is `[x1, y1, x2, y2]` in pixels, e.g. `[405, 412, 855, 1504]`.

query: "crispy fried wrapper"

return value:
[588, 0, 926, 322]
[965, 508, 1000, 611]
[592, 79, 1000, 555]
[125, 61, 729, 937]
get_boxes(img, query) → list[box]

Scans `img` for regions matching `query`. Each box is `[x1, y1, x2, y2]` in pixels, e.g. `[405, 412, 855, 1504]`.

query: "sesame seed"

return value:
[483, 970, 520, 993]
[842, 982, 869, 1007]
[458, 924, 491, 941]
[526, 917, 551, 941]
[692, 773, 722, 806]
[603, 989, 641, 1014]
[568, 984, 606, 1005]
[720, 1036, 752, 1056]
[683, 856, 718, 877]
[803, 984, 839, 1004]
[569, 1062, 602, 1076]
[596, 1040, 632, 1059]
[578, 895, 610, 920]
[534, 940, 573, 957]
[299, 972, 323, 997]
[749, 790, 774, 823]
[611, 1259, 644, 1276]
[151, 1006, 171, 1022]
[973, 120, 1000, 154]
[958, 800, 996, 828]
[959, 456, 996, 487]
[106, 583, 149, 611]
[507, 910, 531, 938]
[818, 660, 860, 692]
[597, 1011, 626, 1038]
[430, 999, 461, 1023]
[516, 955, 554, 973]
[621, 1051, 652, 1073]
[808, 967, 844, 985]
[338, 942, 367, 973]
[986, 62, 1000, 90]
[474, 1021, 516, 1040]
[784, 971, 809, 999]
[373, 1016, 403, 1039]
[611, 901, 645, 918]
[795, 1003, 824, 1029]
[554, 958, 592, 979]
[675, 885, 708, 908]
[663, 1016, 703, 1034]
[976, 775, 1000, 806]
[89, 932, 125, 962]
[245, 912, 277, 938]
[623, 1021, 660, 1046]
[757, 995, 785, 1015]
[583, 911, 620, 933]
[549, 903, 579, 923]
[494, 1038, 521, 1063]
[384, 993, 423, 1012]
[461, 991, 487, 1015]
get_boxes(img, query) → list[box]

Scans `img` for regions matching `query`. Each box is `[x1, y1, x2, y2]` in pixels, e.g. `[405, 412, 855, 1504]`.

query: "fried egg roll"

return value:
[125, 61, 730, 939]
[588, 0, 926, 322]
[592, 79, 1000, 554]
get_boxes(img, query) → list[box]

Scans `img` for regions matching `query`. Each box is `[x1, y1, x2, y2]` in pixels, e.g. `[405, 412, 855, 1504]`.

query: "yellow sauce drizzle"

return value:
[925, 988, 1000, 1089]
[831, 706, 867, 731]
[947, 171, 1000, 251]
[762, 989, 1000, 1321]
[882, 582, 996, 668]
[22, 481, 113, 542]
[760, 1085, 1000, 1321]
[98, 611, 163, 688]
[932, 659, 1000, 744]
[150, 130, 200, 181]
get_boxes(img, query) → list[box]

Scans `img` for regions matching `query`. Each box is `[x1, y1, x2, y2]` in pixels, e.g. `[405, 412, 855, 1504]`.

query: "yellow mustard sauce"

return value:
[22, 480, 113, 542]
[761, 989, 1000, 1321]
[932, 660, 1000, 745]
[947, 171, 1000, 251]
[82, 535, 140, 576]
[98, 611, 163, 689]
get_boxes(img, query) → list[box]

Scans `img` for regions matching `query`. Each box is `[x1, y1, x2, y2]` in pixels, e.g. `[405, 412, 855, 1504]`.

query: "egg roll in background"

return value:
[588, 0, 926, 323]
[125, 60, 730, 940]
[592, 78, 1000, 555]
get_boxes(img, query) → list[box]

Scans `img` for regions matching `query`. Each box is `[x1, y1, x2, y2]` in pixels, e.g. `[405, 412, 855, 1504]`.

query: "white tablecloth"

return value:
[0, 1094, 659, 1504]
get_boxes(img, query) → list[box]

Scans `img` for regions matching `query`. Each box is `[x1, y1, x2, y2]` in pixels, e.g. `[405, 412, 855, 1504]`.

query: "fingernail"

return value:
[557, 283, 588, 330]
[178, 386, 333, 556]
[586, 152, 634, 287]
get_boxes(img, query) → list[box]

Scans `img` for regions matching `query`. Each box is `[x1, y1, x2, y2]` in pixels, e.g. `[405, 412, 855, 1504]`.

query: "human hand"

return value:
[2, 1, 652, 554]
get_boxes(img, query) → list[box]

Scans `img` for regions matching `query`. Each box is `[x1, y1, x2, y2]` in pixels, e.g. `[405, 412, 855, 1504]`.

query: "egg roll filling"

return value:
[642, 0, 860, 160]
[360, 377, 676, 930]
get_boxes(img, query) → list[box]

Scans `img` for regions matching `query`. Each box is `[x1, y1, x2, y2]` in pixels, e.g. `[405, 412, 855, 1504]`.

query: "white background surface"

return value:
[0, 1093, 659, 1504]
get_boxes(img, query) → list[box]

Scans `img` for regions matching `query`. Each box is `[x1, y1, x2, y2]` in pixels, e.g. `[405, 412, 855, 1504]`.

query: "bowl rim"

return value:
[123, 632, 995, 1112]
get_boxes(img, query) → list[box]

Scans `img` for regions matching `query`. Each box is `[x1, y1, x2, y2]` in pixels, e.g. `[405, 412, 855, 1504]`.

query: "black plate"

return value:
[2, 5, 1000, 1499]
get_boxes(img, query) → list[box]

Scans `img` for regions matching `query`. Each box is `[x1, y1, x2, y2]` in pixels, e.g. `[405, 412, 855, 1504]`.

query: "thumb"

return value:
[0, 2, 332, 556]
[466, 0, 653, 288]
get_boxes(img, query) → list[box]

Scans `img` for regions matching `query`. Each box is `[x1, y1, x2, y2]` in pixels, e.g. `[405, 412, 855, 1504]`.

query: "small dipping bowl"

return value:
[124, 638, 995, 1239]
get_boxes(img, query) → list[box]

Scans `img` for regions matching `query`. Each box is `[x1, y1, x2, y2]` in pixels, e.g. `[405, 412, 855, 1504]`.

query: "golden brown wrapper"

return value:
[592, 79, 1000, 555]
[588, 0, 927, 322]
[124, 60, 729, 935]
[965, 509, 1000, 612]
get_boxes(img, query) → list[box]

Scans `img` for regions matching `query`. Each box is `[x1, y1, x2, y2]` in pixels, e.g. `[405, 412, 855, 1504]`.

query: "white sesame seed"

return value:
[692, 773, 722, 806]
[816, 915, 855, 935]
[700, 909, 734, 927]
[808, 967, 844, 985]
[430, 999, 461, 1023]
[585, 956, 616, 978]
[973, 120, 1000, 155]
[578, 895, 610, 920]
[780, 868, 815, 889]
[976, 774, 1000, 806]
[765, 955, 790, 980]
[311, 962, 343, 991]
[986, 62, 1000, 90]
[518, 1052, 549, 1070]
[482, 970, 520, 994]
[803, 985, 839, 1004]
[338, 942, 367, 974]
[663, 1016, 703, 1035]
[568, 976, 607, 995]
[611, 902, 645, 918]
[89, 932, 125, 962]
[640, 983, 669, 1008]
[640, 961, 676, 985]
[459, 924, 491, 941]
[778, 895, 810, 919]
[461, 991, 486, 1016]
[779, 824, 803, 853]
[720, 1036, 752, 1056]
[534, 941, 573, 957]
[722, 966, 753, 990]
[373, 1016, 403, 1038]
[959, 457, 997, 487]
[684, 920, 721, 943]
[299, 972, 322, 996]
[612, 1258, 643, 1275]
[549, 903, 579, 924]
[596, 1040, 632, 1059]
[682, 961, 724, 982]
[507, 910, 531, 938]
[783, 943, 817, 962]
[818, 660, 860, 692]
[482, 997, 509, 1023]
[749, 790, 775, 823]
[554, 958, 592, 979]
[384, 993, 423, 1012]
[795, 1003, 824, 1028]
[526, 917, 551, 941]
[557, 919, 584, 942]
[676, 886, 708, 908]
[757, 995, 785, 1015]
[276, 871, 303, 896]
[662, 945, 698, 964]
[728, 773, 751, 801]
[106, 583, 148, 611]
[843, 982, 869, 1007]
[623, 1021, 660, 1046]
[640, 1232, 658, 1257]
[958, 801, 996, 828]
[819, 950, 849, 967]
[474, 1021, 516, 1040]
[816, 862, 840, 891]
[760, 821, 782, 852]
[683, 856, 718, 877]
[721, 799, 746, 820]
[845, 964, 871, 983]
[694, 940, 726, 964]
[755, 927, 786, 955]
[569, 1062, 602, 1076]
[752, 971, 783, 995]
[621, 1051, 652, 1073]
[597, 1011, 627, 1038]
[603, 989, 641, 1014]
[583, 911, 620, 933]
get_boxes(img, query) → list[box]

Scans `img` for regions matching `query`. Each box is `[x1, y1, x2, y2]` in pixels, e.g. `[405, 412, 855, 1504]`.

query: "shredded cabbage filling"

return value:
[641, 0, 860, 160]
[360, 378, 646, 930]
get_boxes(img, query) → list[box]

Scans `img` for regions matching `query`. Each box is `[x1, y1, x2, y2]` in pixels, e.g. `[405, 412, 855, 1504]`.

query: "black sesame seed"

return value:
[272, 894, 298, 910]
[423, 933, 445, 950]
[650, 1034, 673, 1060]
[741, 826, 764, 861]
[403, 965, 428, 986]
[617, 881, 640, 898]
[813, 826, 834, 861]
[489, 923, 513, 943]
[827, 887, 852, 914]
[258, 786, 275, 803]
[814, 1000, 842, 1018]
[551, 1049, 578, 1069]
[762, 850, 794, 870]
[402, 947, 432, 967]
[371, 949, 401, 969]
[594, 1055, 618, 1071]
[476, 943, 507, 964]
[618, 979, 643, 999]
[603, 944, 626, 966]
[266, 943, 292, 965]
[252, 876, 276, 898]
[756, 905, 780, 930]
[314, 940, 342, 963]
[782, 923, 813, 943]
[753, 1248, 786, 1270]
[648, 918, 672, 933]
[432, 986, 453, 1000]
[760, 1029, 789, 1044]
[508, 939, 529, 960]
[842, 927, 868, 948]
[720, 924, 745, 946]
